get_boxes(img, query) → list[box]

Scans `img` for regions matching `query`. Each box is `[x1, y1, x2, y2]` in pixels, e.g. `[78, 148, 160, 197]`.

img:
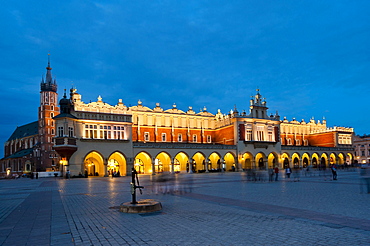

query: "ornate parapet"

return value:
[133, 142, 236, 150]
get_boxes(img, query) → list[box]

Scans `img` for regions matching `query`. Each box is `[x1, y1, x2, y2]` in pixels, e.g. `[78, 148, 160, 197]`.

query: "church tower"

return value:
[37, 54, 60, 171]
[249, 89, 268, 119]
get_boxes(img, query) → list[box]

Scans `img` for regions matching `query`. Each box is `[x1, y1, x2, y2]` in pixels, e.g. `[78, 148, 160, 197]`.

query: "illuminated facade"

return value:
[1, 60, 355, 177]
[353, 134, 370, 165]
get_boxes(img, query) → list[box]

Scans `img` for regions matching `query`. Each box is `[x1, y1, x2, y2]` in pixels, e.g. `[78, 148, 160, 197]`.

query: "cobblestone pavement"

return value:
[0, 169, 369, 246]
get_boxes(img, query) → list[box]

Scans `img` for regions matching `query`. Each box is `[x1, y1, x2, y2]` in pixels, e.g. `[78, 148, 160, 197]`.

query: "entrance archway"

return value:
[224, 152, 236, 171]
[330, 153, 336, 165]
[155, 152, 171, 172]
[267, 153, 277, 169]
[192, 152, 205, 172]
[108, 152, 126, 176]
[84, 151, 104, 176]
[338, 153, 345, 165]
[302, 153, 310, 168]
[174, 152, 189, 173]
[311, 153, 319, 168]
[134, 152, 152, 174]
[209, 152, 221, 171]
[255, 153, 266, 170]
[241, 152, 253, 170]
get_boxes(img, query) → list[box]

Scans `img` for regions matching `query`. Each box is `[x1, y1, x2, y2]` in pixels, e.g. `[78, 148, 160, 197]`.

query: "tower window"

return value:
[58, 127, 64, 137]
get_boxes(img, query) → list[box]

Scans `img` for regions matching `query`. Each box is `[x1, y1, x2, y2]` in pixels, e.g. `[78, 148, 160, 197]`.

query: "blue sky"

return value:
[1, 1, 369, 156]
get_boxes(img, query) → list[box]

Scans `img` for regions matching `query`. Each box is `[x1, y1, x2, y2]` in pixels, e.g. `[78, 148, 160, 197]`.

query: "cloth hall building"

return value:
[1, 60, 355, 177]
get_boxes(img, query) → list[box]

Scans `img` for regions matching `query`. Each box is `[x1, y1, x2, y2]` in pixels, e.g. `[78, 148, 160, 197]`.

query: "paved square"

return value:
[0, 169, 369, 245]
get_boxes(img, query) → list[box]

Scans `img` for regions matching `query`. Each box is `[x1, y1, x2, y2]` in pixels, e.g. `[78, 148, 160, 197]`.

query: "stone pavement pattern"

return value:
[0, 169, 369, 245]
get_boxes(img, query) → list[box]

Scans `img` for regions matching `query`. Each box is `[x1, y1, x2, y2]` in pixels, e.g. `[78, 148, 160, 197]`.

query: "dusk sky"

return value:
[1, 1, 369, 157]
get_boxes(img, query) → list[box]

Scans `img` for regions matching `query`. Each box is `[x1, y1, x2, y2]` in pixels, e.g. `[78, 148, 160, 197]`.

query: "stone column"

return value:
[104, 159, 108, 177]
[189, 159, 194, 173]
[205, 159, 209, 173]
[152, 158, 156, 175]
[171, 158, 175, 174]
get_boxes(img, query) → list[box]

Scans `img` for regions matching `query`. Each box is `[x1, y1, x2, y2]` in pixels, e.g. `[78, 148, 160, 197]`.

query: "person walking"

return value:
[285, 166, 292, 180]
[274, 166, 279, 181]
[331, 164, 337, 180]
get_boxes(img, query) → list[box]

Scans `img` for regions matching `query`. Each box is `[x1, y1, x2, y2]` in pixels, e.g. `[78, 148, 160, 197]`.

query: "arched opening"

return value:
[303, 157, 309, 167]
[255, 153, 266, 170]
[241, 152, 253, 170]
[293, 157, 299, 169]
[268, 153, 277, 169]
[283, 158, 289, 169]
[84, 151, 104, 176]
[311, 153, 319, 168]
[320, 157, 327, 169]
[24, 160, 31, 173]
[134, 152, 152, 174]
[338, 153, 345, 165]
[224, 152, 236, 171]
[155, 152, 171, 173]
[209, 152, 221, 172]
[346, 153, 353, 166]
[330, 153, 336, 165]
[108, 152, 126, 176]
[192, 152, 205, 172]
[174, 152, 189, 173]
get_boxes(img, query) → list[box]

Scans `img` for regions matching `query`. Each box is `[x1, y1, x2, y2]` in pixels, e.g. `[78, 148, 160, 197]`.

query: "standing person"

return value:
[268, 167, 274, 182]
[274, 166, 279, 181]
[331, 164, 337, 180]
[66, 170, 70, 179]
[286, 166, 292, 180]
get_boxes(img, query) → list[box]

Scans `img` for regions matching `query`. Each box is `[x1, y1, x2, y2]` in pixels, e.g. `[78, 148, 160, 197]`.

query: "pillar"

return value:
[104, 159, 108, 177]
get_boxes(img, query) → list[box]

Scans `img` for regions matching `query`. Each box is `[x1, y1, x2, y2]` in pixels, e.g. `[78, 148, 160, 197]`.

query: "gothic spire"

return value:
[41, 53, 57, 92]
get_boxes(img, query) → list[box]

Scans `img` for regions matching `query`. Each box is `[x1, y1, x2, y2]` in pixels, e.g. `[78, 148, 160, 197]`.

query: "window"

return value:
[178, 134, 182, 142]
[268, 132, 273, 141]
[207, 135, 211, 143]
[287, 138, 292, 145]
[144, 132, 150, 142]
[50, 112, 54, 118]
[257, 130, 264, 141]
[246, 130, 252, 141]
[162, 133, 166, 142]
[68, 127, 74, 137]
[256, 126, 264, 141]
[193, 134, 197, 143]
[58, 127, 64, 137]
[296, 139, 300, 145]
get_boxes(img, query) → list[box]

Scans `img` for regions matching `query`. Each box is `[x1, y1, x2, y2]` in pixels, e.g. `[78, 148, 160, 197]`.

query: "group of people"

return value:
[108, 170, 120, 177]
[268, 164, 338, 182]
